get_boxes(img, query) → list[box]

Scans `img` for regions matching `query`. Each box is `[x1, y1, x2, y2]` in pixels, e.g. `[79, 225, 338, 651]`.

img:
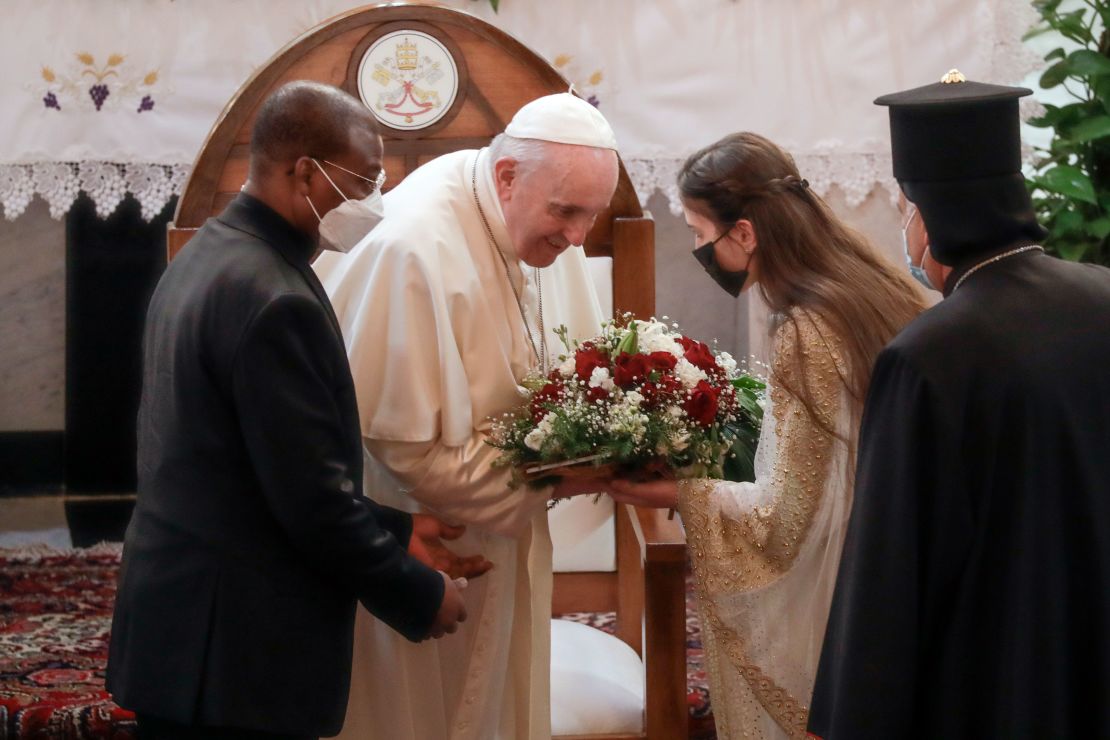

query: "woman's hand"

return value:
[608, 478, 680, 509]
[551, 476, 617, 500]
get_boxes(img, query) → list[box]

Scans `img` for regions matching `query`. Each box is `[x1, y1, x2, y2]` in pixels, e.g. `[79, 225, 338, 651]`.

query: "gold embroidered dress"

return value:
[678, 310, 855, 739]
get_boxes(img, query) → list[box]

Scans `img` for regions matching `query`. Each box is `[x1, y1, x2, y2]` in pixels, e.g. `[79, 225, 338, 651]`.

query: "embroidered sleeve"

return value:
[678, 311, 846, 591]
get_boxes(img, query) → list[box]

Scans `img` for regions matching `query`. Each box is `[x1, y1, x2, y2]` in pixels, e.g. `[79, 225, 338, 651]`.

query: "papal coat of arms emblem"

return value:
[357, 30, 460, 131]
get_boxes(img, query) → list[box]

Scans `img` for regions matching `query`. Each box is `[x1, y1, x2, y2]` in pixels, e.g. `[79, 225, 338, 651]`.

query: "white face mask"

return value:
[304, 158, 386, 253]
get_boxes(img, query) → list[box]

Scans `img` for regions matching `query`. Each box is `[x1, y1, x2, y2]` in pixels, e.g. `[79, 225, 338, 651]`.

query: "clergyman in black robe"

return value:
[808, 71, 1110, 739]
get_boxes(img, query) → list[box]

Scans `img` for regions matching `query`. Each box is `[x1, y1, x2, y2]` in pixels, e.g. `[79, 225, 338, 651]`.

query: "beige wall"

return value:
[650, 183, 907, 366]
[0, 183, 908, 432]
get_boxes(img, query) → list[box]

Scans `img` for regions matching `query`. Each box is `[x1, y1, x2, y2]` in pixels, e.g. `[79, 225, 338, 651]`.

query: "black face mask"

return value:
[692, 230, 749, 297]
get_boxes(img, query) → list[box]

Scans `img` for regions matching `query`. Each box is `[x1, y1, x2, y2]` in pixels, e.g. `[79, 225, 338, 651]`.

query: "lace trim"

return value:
[0, 162, 189, 221]
[625, 150, 899, 216]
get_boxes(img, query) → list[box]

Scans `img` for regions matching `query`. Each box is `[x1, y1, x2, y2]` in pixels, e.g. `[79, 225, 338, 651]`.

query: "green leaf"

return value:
[1055, 208, 1084, 234]
[1069, 115, 1110, 142]
[1095, 77, 1110, 115]
[1057, 10, 1094, 44]
[1039, 165, 1099, 204]
[1032, 0, 1064, 12]
[1067, 50, 1110, 77]
[1055, 239, 1090, 261]
[1024, 25, 1055, 42]
[1044, 47, 1067, 63]
[1088, 216, 1110, 239]
[489, 0, 500, 10]
[1040, 61, 1071, 89]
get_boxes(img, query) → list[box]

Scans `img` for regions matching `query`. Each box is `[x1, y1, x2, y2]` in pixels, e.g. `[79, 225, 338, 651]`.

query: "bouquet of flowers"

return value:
[488, 317, 766, 486]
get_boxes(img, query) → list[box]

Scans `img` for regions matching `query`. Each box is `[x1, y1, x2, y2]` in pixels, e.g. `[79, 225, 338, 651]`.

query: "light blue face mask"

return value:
[901, 204, 935, 291]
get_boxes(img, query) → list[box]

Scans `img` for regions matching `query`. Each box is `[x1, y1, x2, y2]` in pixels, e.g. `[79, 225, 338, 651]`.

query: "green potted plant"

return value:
[1026, 0, 1110, 264]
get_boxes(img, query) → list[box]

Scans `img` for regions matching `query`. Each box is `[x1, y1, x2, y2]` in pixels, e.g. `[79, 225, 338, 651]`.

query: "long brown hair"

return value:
[679, 132, 926, 431]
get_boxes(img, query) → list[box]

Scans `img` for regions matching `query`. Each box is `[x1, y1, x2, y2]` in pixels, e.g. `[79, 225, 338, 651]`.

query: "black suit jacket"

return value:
[107, 194, 444, 736]
[809, 250, 1110, 738]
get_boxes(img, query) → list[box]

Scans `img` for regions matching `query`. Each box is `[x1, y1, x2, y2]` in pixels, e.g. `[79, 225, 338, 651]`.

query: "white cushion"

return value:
[549, 256, 617, 574]
[550, 494, 617, 572]
[551, 619, 645, 736]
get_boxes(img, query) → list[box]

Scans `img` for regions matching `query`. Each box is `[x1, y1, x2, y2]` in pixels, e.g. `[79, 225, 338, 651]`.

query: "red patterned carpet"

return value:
[0, 544, 135, 739]
[0, 545, 714, 739]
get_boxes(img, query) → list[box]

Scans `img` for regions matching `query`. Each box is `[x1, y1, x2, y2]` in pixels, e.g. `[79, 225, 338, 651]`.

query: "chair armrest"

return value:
[628, 505, 686, 563]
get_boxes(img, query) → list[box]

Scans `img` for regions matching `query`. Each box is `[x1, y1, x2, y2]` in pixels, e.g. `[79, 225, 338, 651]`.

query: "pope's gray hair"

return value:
[487, 133, 615, 175]
[487, 134, 553, 174]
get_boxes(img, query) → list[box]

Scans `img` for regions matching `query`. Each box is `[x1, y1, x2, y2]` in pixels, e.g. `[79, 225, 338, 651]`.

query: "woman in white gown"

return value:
[610, 133, 925, 739]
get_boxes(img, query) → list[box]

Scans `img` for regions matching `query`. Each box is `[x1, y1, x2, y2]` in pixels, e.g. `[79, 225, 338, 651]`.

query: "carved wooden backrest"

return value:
[168, 4, 653, 321]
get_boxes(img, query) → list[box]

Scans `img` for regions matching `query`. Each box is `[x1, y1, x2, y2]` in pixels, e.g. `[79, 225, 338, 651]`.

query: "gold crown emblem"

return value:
[396, 38, 418, 71]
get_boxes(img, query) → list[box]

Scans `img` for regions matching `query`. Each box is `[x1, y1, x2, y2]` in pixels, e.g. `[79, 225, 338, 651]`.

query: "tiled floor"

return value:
[0, 494, 134, 549]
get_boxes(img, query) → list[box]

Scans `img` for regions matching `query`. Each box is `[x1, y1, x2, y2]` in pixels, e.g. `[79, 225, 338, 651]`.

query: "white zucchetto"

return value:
[503, 92, 618, 150]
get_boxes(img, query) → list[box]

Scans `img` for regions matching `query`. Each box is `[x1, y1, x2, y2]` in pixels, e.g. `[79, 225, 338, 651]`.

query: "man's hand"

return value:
[409, 514, 494, 580]
[427, 571, 467, 640]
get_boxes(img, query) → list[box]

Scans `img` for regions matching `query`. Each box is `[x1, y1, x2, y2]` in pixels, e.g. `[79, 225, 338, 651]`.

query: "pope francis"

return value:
[313, 93, 620, 740]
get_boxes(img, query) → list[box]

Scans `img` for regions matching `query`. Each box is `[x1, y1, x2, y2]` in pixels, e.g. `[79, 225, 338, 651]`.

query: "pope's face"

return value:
[495, 144, 619, 268]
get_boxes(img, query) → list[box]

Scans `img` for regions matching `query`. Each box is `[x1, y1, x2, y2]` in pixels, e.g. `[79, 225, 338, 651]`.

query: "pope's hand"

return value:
[608, 478, 680, 509]
[409, 514, 494, 580]
[426, 571, 467, 640]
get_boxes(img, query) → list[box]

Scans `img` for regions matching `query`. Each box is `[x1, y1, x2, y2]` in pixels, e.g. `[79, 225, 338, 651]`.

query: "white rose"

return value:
[558, 356, 576, 378]
[524, 427, 546, 451]
[525, 413, 557, 451]
[716, 351, 738, 376]
[589, 366, 615, 391]
[675, 358, 708, 389]
[623, 390, 644, 407]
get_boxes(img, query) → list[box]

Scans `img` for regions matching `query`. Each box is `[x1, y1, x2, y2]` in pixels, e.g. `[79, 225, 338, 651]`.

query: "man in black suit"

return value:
[809, 72, 1110, 738]
[107, 81, 473, 740]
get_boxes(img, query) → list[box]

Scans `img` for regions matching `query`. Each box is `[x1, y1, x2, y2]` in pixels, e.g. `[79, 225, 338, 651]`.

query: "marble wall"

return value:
[0, 200, 66, 432]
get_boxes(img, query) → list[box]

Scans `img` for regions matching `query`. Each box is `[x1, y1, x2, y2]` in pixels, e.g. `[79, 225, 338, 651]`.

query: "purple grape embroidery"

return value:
[137, 95, 154, 113]
[43, 92, 60, 110]
[88, 84, 109, 111]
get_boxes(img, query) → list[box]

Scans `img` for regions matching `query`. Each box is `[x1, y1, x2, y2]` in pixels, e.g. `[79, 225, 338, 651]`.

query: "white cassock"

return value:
[314, 147, 605, 740]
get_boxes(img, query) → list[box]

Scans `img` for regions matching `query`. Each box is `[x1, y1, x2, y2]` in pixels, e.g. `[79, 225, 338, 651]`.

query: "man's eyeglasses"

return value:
[319, 158, 387, 193]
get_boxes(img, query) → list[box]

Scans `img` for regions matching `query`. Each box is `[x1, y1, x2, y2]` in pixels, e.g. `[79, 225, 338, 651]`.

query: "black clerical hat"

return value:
[875, 70, 1032, 183]
[874, 70, 1045, 267]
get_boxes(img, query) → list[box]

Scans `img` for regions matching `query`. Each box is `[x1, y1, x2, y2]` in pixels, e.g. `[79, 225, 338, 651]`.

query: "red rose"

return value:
[678, 337, 719, 373]
[641, 375, 683, 409]
[575, 343, 610, 381]
[684, 380, 720, 426]
[530, 382, 563, 422]
[648, 351, 677, 372]
[613, 352, 653, 387]
[586, 385, 610, 403]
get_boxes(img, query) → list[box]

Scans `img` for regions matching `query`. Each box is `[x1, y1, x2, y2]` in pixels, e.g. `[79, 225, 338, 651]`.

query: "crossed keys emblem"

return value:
[370, 37, 445, 124]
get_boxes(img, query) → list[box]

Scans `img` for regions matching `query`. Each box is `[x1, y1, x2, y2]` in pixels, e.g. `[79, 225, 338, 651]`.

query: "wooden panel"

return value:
[166, 227, 199, 261]
[612, 216, 656, 319]
[216, 158, 250, 194]
[552, 572, 617, 615]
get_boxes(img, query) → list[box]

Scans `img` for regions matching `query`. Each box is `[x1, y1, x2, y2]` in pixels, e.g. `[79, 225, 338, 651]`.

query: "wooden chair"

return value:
[165, 4, 687, 738]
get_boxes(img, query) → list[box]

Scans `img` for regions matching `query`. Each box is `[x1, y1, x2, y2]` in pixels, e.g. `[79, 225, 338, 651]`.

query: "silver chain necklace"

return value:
[953, 244, 1044, 292]
[470, 154, 547, 371]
